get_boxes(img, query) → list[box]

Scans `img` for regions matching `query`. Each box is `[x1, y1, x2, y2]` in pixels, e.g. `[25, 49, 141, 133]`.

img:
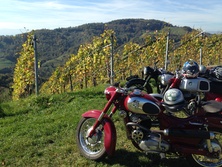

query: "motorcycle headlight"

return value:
[161, 74, 174, 85]
[104, 86, 117, 100]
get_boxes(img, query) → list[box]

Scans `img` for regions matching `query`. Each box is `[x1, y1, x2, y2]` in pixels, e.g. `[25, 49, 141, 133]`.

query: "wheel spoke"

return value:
[77, 117, 106, 159]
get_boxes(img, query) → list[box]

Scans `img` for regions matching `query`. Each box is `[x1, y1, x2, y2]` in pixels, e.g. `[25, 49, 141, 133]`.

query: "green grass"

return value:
[0, 84, 189, 167]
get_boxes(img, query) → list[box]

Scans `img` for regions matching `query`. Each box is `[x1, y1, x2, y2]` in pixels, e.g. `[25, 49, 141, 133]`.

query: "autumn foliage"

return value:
[12, 32, 35, 100]
[12, 29, 222, 98]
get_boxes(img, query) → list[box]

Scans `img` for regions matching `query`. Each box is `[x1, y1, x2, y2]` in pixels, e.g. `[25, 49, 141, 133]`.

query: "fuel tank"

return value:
[124, 89, 161, 115]
[179, 77, 210, 92]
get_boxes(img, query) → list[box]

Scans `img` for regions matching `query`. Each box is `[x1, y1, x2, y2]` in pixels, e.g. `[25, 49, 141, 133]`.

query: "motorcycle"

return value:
[161, 70, 211, 115]
[125, 66, 199, 115]
[126, 62, 222, 116]
[76, 81, 222, 167]
[125, 60, 173, 94]
[126, 62, 222, 103]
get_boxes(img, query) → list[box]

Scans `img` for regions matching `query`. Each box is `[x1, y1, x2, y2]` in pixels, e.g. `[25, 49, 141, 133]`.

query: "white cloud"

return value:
[0, 0, 221, 35]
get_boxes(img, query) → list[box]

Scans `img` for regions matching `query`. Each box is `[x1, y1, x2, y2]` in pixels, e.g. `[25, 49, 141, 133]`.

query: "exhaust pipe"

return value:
[163, 129, 215, 139]
[126, 122, 215, 140]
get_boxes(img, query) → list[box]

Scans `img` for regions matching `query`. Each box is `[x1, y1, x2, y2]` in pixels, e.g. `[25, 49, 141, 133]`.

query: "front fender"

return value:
[82, 110, 117, 156]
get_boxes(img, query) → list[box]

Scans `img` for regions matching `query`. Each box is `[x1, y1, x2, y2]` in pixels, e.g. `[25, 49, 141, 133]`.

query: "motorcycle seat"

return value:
[201, 100, 222, 113]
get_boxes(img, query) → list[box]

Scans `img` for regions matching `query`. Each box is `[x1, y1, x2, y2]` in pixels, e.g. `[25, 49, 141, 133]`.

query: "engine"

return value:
[132, 130, 170, 152]
[127, 113, 169, 153]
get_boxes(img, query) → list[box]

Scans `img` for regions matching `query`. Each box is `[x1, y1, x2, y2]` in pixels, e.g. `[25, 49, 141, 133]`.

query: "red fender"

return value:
[82, 110, 117, 156]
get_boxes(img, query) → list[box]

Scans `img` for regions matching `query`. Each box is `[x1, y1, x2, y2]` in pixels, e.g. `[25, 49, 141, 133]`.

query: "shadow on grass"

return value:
[102, 149, 190, 167]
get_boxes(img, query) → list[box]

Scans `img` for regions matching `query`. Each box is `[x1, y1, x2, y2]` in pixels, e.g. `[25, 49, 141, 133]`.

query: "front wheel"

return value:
[187, 131, 222, 167]
[76, 117, 107, 160]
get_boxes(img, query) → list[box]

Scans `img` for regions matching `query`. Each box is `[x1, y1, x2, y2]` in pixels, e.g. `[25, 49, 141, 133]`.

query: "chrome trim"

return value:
[98, 112, 105, 121]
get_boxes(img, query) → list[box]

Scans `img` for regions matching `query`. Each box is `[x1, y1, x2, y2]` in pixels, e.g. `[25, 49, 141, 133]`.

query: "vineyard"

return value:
[12, 29, 222, 100]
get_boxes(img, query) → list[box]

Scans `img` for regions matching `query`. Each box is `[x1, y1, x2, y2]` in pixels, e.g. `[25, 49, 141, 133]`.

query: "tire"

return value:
[76, 117, 107, 160]
[186, 130, 222, 167]
[125, 79, 153, 93]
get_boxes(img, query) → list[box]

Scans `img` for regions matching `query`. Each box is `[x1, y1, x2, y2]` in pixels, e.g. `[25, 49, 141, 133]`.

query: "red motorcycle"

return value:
[76, 83, 222, 167]
[160, 70, 211, 115]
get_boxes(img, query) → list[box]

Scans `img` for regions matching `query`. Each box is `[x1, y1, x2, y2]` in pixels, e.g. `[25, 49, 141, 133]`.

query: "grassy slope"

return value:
[0, 84, 189, 167]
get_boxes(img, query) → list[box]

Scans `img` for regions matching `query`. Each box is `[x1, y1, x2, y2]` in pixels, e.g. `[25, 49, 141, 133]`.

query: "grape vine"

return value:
[12, 31, 35, 100]
[13, 29, 222, 97]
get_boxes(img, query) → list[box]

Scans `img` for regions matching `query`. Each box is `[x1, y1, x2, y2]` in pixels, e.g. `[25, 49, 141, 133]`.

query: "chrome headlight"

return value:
[160, 74, 174, 85]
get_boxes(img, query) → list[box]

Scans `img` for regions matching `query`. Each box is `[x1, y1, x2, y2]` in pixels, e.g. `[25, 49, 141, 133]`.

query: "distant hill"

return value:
[0, 18, 193, 89]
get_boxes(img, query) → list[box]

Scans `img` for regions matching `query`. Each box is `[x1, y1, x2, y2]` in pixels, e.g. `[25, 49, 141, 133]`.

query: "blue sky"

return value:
[0, 0, 221, 35]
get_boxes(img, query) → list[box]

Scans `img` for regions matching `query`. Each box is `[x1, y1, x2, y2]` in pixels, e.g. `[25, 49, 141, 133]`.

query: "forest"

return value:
[0, 18, 221, 100]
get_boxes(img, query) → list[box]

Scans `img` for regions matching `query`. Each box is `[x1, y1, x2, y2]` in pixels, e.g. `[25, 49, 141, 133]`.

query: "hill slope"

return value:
[0, 85, 190, 166]
[0, 18, 192, 89]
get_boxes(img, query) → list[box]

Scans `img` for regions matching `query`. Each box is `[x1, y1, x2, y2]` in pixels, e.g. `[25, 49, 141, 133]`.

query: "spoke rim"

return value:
[79, 118, 104, 155]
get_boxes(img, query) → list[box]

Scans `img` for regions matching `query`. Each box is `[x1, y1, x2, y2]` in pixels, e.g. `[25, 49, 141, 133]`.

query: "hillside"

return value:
[0, 18, 193, 90]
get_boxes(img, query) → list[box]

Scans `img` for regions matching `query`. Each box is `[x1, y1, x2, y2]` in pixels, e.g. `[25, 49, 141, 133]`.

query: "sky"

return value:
[0, 0, 221, 36]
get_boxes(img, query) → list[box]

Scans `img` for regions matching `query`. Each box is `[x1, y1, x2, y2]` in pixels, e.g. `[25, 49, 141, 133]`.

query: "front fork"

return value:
[87, 105, 117, 138]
